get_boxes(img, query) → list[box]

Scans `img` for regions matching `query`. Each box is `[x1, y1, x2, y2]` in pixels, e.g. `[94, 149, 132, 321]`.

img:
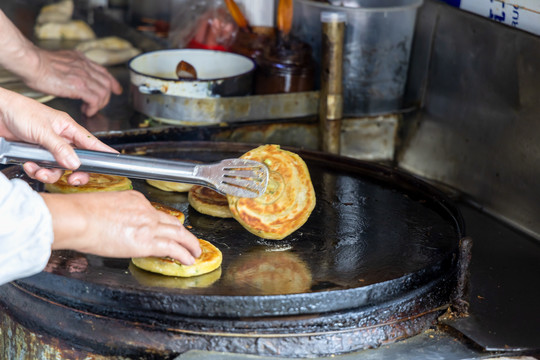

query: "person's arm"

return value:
[0, 174, 53, 285]
[0, 9, 122, 117]
[41, 190, 200, 264]
[0, 173, 201, 286]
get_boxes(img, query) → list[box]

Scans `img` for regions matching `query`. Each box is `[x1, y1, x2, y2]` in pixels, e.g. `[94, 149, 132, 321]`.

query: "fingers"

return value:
[78, 58, 121, 116]
[28, 49, 122, 117]
[176, 223, 202, 258]
[66, 171, 90, 186]
[23, 162, 64, 183]
[154, 238, 196, 266]
[79, 78, 111, 117]
[155, 211, 202, 261]
[23, 163, 88, 185]
[57, 119, 117, 154]
[73, 66, 113, 116]
[87, 60, 123, 95]
[36, 130, 80, 170]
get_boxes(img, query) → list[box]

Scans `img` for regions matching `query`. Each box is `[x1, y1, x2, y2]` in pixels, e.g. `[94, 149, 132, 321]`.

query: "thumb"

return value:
[40, 133, 81, 170]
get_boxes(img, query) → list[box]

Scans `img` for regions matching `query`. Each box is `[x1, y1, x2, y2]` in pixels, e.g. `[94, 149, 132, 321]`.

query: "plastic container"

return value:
[293, 0, 423, 116]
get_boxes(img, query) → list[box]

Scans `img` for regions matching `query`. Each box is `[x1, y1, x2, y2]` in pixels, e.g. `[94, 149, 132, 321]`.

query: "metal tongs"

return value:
[0, 138, 268, 198]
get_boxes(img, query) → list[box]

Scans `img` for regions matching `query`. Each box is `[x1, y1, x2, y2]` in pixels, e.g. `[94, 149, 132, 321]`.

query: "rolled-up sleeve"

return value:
[0, 173, 53, 285]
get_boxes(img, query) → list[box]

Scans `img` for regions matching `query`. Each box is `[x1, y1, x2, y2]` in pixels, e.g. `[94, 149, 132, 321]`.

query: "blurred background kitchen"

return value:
[0, 0, 539, 359]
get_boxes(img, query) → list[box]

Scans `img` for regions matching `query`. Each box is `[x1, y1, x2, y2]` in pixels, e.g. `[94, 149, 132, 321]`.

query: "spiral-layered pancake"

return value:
[188, 185, 233, 218]
[227, 145, 316, 240]
[146, 179, 194, 193]
[44, 171, 132, 193]
[131, 239, 222, 277]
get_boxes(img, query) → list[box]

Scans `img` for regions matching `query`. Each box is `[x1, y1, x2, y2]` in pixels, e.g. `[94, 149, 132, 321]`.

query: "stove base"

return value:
[0, 277, 453, 359]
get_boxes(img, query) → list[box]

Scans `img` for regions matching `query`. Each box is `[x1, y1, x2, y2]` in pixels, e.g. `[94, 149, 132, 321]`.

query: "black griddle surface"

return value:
[10, 142, 463, 318]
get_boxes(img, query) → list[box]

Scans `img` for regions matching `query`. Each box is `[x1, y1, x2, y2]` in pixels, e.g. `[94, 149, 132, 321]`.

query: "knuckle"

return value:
[70, 77, 87, 91]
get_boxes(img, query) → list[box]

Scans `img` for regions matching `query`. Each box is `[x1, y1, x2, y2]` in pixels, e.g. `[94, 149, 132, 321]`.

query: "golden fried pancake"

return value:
[224, 248, 312, 295]
[150, 201, 185, 224]
[131, 239, 222, 277]
[146, 179, 194, 193]
[128, 262, 221, 289]
[227, 144, 316, 240]
[188, 185, 233, 218]
[44, 171, 132, 193]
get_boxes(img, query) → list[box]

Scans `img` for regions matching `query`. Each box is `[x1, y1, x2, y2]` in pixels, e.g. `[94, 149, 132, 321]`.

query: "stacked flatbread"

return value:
[35, 0, 96, 40]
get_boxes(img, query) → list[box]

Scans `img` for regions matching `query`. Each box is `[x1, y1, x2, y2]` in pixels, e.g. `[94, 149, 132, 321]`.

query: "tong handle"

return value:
[0, 138, 210, 186]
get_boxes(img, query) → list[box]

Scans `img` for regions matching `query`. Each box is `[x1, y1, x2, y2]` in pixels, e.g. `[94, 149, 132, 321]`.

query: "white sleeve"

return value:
[0, 172, 53, 285]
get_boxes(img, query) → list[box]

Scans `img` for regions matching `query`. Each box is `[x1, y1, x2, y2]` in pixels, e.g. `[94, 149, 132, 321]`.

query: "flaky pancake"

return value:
[44, 171, 132, 193]
[146, 179, 194, 193]
[128, 262, 221, 289]
[150, 201, 185, 224]
[224, 248, 312, 295]
[227, 144, 316, 240]
[188, 185, 233, 218]
[131, 239, 222, 277]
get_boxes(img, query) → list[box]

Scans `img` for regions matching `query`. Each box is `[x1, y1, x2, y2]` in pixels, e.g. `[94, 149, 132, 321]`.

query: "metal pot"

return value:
[128, 49, 255, 98]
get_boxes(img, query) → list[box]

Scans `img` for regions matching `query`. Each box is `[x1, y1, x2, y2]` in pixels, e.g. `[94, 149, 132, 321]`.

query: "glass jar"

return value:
[254, 37, 315, 95]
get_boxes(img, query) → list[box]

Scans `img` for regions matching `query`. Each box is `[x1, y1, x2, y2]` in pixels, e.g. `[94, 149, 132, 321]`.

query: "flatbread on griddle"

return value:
[227, 144, 316, 240]
[128, 262, 221, 289]
[131, 239, 222, 277]
[44, 171, 132, 193]
[131, 202, 222, 278]
[188, 185, 233, 218]
[146, 179, 194, 193]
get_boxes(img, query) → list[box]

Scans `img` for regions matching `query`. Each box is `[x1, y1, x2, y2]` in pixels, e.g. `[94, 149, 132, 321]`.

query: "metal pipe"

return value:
[319, 12, 346, 154]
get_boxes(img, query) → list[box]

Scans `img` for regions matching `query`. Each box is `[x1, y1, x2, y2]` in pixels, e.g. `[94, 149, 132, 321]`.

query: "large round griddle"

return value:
[10, 141, 464, 319]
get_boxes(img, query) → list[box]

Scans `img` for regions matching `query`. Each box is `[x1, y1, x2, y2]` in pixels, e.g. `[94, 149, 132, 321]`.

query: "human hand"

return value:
[0, 10, 121, 116]
[0, 87, 115, 184]
[42, 190, 202, 265]
[22, 49, 122, 117]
